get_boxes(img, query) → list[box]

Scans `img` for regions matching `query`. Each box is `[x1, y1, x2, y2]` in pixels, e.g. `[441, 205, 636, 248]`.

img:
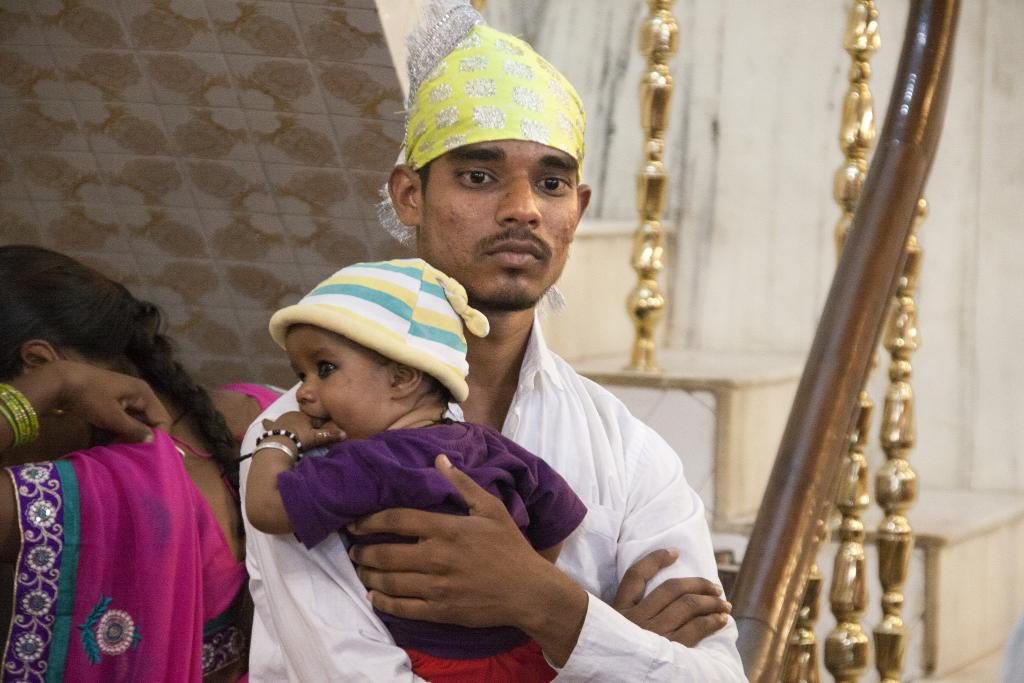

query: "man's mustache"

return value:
[477, 229, 551, 260]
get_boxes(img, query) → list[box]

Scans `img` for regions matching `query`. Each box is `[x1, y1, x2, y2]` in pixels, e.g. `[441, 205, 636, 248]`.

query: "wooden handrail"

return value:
[729, 1, 960, 680]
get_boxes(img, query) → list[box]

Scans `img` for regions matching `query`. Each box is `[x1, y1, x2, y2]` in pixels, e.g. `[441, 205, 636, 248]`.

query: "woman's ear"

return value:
[388, 363, 423, 399]
[18, 340, 61, 370]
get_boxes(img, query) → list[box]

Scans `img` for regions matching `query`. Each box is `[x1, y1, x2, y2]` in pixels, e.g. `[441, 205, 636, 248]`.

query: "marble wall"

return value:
[480, 0, 1024, 496]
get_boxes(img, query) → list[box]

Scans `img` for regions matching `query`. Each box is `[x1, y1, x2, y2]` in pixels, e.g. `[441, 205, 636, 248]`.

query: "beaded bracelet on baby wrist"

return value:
[254, 441, 299, 461]
[256, 428, 303, 453]
[0, 383, 40, 448]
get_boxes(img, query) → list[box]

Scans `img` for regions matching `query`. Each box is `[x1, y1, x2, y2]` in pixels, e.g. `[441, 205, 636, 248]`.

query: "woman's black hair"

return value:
[0, 245, 239, 476]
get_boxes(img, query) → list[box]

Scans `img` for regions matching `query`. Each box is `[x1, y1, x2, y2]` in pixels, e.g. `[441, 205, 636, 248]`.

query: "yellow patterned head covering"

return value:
[404, 24, 586, 174]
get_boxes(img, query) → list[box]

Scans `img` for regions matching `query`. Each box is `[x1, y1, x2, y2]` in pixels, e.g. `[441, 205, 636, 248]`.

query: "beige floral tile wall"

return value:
[0, 0, 411, 388]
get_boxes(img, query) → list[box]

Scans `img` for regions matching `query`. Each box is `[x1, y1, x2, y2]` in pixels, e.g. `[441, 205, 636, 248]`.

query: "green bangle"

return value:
[0, 383, 40, 447]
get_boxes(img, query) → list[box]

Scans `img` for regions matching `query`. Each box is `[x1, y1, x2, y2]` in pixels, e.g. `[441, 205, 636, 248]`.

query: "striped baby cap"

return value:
[268, 258, 489, 402]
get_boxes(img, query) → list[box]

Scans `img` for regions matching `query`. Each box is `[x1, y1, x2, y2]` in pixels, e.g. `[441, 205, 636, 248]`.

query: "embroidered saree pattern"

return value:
[3, 461, 78, 682]
[2, 432, 246, 682]
[201, 594, 245, 676]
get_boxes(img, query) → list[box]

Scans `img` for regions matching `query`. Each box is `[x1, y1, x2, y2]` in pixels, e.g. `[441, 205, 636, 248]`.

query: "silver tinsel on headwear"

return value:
[377, 0, 483, 245]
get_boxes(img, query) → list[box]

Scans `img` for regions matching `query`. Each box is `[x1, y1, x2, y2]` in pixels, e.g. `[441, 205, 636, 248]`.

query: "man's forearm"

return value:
[513, 561, 589, 666]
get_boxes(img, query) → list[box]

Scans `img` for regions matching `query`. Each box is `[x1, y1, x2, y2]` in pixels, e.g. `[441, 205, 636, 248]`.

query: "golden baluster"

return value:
[825, 398, 872, 682]
[627, 0, 678, 372]
[833, 0, 879, 255]
[781, 559, 823, 683]
[873, 198, 925, 683]
[824, 3, 879, 682]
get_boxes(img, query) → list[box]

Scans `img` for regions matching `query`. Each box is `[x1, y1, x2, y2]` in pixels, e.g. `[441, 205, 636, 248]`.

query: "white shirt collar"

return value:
[517, 315, 567, 394]
[447, 314, 567, 422]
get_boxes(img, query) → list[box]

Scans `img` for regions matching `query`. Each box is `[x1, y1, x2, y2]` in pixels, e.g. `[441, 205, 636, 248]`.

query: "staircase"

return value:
[573, 353, 1022, 681]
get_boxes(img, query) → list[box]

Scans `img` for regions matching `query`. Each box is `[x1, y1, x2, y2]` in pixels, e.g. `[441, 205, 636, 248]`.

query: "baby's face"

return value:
[285, 325, 394, 440]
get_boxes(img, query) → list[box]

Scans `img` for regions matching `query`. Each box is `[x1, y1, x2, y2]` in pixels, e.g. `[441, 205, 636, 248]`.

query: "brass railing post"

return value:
[825, 399, 873, 682]
[781, 560, 823, 683]
[823, 3, 879, 682]
[833, 0, 880, 257]
[627, 0, 678, 372]
[731, 3, 959, 679]
[873, 197, 924, 683]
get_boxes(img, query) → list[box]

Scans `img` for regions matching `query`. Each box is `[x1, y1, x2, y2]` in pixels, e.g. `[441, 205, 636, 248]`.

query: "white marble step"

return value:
[920, 648, 1003, 682]
[574, 354, 1022, 679]
[716, 488, 1024, 680]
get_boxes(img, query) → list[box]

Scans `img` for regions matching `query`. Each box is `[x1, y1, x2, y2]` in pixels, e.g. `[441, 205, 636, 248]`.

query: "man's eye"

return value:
[467, 170, 489, 184]
[542, 177, 567, 192]
[316, 362, 336, 378]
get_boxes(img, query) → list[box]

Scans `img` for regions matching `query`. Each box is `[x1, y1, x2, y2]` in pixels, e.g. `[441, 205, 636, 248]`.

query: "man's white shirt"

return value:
[240, 322, 746, 681]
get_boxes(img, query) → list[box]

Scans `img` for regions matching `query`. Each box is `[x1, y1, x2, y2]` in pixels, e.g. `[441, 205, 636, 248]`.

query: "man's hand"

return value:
[612, 548, 731, 647]
[348, 455, 588, 666]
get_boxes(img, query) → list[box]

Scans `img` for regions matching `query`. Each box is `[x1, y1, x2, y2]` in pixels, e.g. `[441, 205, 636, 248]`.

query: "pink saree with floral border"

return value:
[2, 431, 244, 682]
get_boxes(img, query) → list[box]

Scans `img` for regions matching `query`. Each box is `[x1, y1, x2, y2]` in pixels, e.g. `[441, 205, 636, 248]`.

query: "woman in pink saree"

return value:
[0, 246, 278, 681]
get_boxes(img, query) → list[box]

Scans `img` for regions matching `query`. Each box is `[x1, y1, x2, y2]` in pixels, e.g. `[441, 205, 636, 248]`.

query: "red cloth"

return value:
[406, 640, 556, 682]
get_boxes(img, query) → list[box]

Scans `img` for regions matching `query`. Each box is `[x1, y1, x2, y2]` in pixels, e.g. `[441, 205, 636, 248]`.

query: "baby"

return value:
[245, 258, 586, 682]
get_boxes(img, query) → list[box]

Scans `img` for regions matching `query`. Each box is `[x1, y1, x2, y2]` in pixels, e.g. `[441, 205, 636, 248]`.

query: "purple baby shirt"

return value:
[276, 421, 587, 659]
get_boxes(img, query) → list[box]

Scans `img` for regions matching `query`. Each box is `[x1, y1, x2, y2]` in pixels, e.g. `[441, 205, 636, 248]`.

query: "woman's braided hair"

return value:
[123, 302, 239, 474]
[0, 245, 239, 476]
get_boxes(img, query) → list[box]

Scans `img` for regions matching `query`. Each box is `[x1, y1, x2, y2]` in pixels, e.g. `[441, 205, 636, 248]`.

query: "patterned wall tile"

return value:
[0, 158, 29, 199]
[199, 209, 294, 262]
[264, 163, 351, 216]
[117, 0, 218, 52]
[0, 100, 85, 150]
[0, 47, 67, 100]
[186, 158, 276, 212]
[291, 5, 389, 66]
[207, 0, 304, 58]
[162, 105, 256, 160]
[75, 100, 170, 154]
[165, 306, 245, 354]
[232, 307, 288, 359]
[291, 0, 377, 7]
[20, 151, 108, 203]
[66, 248, 142, 287]
[33, 0, 131, 51]
[0, 200, 43, 246]
[143, 51, 236, 106]
[98, 153, 190, 205]
[132, 254, 236, 307]
[227, 55, 322, 113]
[347, 168, 391, 212]
[284, 214, 374, 268]
[223, 260, 305, 309]
[317, 61, 402, 119]
[55, 49, 151, 102]
[36, 201, 131, 253]
[330, 116, 401, 171]
[1, 0, 406, 388]
[247, 110, 339, 167]
[0, 5, 48, 46]
[118, 205, 210, 258]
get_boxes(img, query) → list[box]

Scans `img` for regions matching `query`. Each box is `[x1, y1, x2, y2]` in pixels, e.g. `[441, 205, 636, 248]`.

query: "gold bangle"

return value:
[0, 384, 40, 447]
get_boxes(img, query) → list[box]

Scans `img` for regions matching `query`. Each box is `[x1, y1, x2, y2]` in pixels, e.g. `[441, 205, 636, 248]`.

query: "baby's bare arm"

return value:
[246, 412, 345, 535]
[245, 435, 298, 535]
